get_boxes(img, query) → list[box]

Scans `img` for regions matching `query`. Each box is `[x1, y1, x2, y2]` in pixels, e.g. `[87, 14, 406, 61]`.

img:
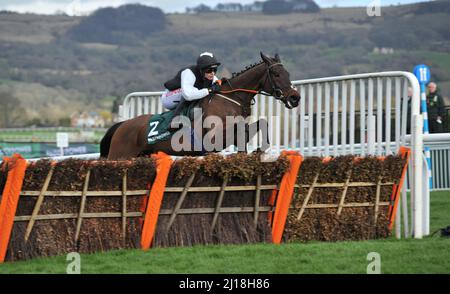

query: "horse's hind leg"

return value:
[100, 121, 124, 158]
[108, 131, 145, 159]
[107, 117, 149, 160]
[108, 138, 147, 159]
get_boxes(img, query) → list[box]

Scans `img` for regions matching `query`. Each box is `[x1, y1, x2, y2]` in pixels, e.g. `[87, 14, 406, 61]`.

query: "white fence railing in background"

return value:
[430, 146, 450, 190]
[26, 153, 101, 162]
[405, 133, 450, 191]
[119, 71, 432, 239]
[119, 91, 164, 122]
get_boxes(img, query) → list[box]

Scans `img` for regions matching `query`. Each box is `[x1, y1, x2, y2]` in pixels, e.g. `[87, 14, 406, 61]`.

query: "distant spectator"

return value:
[426, 82, 445, 133]
[405, 87, 412, 134]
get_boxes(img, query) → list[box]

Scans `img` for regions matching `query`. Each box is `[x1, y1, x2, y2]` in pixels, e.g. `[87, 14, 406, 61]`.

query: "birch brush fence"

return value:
[0, 149, 409, 262]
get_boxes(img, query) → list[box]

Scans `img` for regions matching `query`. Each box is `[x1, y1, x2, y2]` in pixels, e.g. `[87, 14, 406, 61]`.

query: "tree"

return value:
[192, 4, 212, 13]
[291, 0, 320, 13]
[262, 0, 320, 14]
[263, 0, 293, 15]
[111, 96, 121, 114]
[0, 90, 23, 128]
[67, 4, 167, 44]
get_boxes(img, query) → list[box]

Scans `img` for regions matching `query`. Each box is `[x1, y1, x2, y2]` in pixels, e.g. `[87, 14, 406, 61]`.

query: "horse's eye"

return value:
[273, 72, 280, 77]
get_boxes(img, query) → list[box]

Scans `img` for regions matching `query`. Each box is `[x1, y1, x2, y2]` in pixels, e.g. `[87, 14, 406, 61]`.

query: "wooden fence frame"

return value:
[15, 176, 278, 238]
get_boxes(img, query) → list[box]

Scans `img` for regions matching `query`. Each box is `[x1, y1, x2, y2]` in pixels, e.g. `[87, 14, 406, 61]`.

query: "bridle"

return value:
[214, 62, 290, 107]
[259, 62, 285, 100]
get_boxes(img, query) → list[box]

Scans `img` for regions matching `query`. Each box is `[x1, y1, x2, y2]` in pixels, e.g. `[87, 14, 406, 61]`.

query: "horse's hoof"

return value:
[252, 148, 264, 154]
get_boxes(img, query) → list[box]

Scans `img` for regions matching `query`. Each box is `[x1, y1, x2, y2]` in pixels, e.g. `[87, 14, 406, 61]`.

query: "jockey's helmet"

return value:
[197, 52, 221, 71]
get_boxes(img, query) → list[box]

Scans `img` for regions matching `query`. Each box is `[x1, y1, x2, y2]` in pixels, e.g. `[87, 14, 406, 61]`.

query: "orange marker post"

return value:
[0, 154, 27, 262]
[140, 152, 173, 250]
[271, 151, 303, 244]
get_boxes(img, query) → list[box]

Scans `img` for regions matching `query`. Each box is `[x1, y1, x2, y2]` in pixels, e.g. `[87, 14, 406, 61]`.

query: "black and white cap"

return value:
[196, 52, 221, 70]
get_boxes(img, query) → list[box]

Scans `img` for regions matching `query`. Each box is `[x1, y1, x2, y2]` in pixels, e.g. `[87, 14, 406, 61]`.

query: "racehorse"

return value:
[101, 52, 300, 160]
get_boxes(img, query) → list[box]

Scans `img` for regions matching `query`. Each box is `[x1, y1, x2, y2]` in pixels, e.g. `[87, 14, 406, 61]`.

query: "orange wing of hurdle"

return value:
[0, 154, 27, 262]
[270, 151, 303, 244]
[140, 152, 173, 250]
[388, 146, 411, 230]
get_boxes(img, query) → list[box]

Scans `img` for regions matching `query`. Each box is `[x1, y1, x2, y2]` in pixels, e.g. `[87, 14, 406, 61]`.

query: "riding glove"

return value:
[208, 83, 221, 94]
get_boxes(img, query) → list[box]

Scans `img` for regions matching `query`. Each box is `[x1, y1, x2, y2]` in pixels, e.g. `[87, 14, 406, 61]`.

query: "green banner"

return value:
[0, 142, 41, 158]
[0, 142, 99, 159]
[40, 143, 99, 157]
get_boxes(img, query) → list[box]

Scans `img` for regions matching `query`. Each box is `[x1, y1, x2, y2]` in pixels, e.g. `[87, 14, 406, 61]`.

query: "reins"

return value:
[218, 89, 259, 95]
[212, 62, 286, 113]
[217, 62, 284, 97]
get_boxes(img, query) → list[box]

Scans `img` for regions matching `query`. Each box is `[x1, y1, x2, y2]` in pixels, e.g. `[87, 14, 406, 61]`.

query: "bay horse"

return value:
[101, 52, 300, 160]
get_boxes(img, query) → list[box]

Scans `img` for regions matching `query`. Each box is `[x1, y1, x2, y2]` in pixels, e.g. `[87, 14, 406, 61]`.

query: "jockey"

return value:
[161, 52, 222, 110]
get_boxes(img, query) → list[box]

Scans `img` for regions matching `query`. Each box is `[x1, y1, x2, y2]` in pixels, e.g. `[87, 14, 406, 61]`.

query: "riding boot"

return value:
[169, 98, 186, 131]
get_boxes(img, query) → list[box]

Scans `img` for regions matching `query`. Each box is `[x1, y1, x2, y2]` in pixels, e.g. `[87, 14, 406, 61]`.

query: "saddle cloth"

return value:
[146, 102, 197, 145]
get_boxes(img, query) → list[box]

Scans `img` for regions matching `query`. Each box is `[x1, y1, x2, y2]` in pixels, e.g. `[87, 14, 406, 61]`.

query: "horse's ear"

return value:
[274, 53, 281, 62]
[260, 52, 271, 64]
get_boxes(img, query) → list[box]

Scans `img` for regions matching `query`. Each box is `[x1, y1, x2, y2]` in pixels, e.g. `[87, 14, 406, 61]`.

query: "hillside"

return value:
[0, 1, 449, 127]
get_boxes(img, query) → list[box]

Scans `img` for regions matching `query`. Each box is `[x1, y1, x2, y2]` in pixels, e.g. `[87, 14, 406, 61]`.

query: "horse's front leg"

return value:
[241, 118, 270, 153]
[232, 120, 248, 153]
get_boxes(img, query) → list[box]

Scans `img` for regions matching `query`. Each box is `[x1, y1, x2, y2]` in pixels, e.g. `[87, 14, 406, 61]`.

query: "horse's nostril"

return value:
[289, 96, 300, 105]
[275, 89, 283, 98]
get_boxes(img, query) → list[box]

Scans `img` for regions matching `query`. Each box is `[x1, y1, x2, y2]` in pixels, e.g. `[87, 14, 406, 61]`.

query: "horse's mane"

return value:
[231, 60, 264, 78]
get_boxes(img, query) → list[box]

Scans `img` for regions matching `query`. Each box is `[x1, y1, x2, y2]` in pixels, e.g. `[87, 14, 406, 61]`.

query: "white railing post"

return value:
[412, 114, 423, 238]
[367, 114, 376, 155]
[118, 105, 124, 121]
[422, 153, 430, 236]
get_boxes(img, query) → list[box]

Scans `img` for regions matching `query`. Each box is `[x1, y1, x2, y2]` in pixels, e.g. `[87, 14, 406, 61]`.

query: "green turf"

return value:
[424, 51, 450, 75]
[430, 191, 450, 232]
[1, 191, 449, 274]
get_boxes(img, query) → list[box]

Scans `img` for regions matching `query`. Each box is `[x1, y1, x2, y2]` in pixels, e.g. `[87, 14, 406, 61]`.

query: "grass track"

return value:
[1, 191, 449, 274]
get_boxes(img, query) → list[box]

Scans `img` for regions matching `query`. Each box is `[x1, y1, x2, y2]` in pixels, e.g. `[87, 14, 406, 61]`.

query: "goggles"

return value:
[204, 67, 217, 73]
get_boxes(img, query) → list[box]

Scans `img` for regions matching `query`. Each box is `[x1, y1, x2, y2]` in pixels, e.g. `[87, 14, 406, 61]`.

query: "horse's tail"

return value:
[100, 121, 124, 159]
